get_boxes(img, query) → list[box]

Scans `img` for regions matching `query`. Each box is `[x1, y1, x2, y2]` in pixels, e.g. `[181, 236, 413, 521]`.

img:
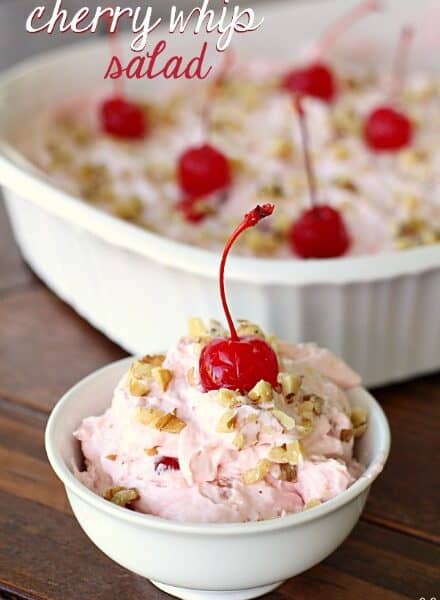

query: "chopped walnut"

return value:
[340, 428, 354, 442]
[269, 138, 295, 161]
[131, 360, 153, 379]
[152, 367, 173, 391]
[332, 175, 359, 193]
[237, 320, 265, 338]
[271, 409, 295, 431]
[135, 407, 186, 433]
[279, 463, 298, 482]
[113, 195, 143, 221]
[216, 410, 238, 433]
[279, 373, 302, 401]
[188, 317, 208, 339]
[144, 447, 158, 456]
[105, 454, 117, 461]
[354, 423, 368, 438]
[351, 406, 368, 428]
[217, 388, 240, 408]
[242, 459, 271, 485]
[105, 487, 140, 507]
[129, 377, 150, 397]
[304, 498, 321, 510]
[269, 441, 302, 465]
[233, 432, 245, 450]
[248, 380, 273, 404]
[141, 354, 166, 367]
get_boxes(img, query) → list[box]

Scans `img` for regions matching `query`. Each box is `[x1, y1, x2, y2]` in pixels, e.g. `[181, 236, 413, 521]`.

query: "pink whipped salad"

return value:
[17, 58, 440, 257]
[74, 319, 368, 523]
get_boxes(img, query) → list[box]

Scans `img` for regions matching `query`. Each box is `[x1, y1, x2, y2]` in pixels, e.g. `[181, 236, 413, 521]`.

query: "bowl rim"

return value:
[45, 356, 391, 536]
[1, 30, 440, 286]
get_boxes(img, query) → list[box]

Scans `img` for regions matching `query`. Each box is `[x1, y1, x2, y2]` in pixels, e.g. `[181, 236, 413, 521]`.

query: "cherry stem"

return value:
[219, 204, 275, 341]
[313, 0, 381, 60]
[201, 50, 234, 140]
[389, 26, 414, 101]
[104, 10, 125, 98]
[294, 95, 318, 210]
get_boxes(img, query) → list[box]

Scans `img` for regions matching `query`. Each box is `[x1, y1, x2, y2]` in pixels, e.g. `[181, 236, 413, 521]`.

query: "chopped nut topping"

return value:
[129, 377, 150, 397]
[248, 380, 273, 404]
[330, 143, 350, 161]
[332, 175, 359, 193]
[105, 487, 140, 506]
[271, 409, 296, 431]
[152, 367, 173, 391]
[258, 182, 284, 198]
[279, 373, 302, 400]
[237, 320, 265, 338]
[340, 428, 354, 442]
[270, 138, 295, 161]
[216, 410, 238, 433]
[242, 459, 271, 485]
[269, 440, 302, 465]
[233, 432, 245, 450]
[113, 195, 143, 221]
[135, 407, 186, 433]
[304, 498, 321, 510]
[188, 317, 208, 339]
[131, 360, 153, 379]
[354, 423, 368, 438]
[141, 354, 166, 367]
[246, 414, 258, 424]
[245, 230, 280, 257]
[351, 406, 368, 428]
[279, 463, 298, 482]
[217, 388, 240, 408]
[144, 447, 158, 456]
[105, 454, 117, 461]
[187, 367, 197, 386]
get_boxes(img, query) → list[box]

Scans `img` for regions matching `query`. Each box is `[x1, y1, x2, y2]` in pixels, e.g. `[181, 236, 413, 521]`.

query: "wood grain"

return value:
[0, 199, 35, 293]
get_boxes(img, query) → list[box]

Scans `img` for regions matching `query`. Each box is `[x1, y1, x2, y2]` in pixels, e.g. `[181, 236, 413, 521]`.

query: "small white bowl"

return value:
[45, 356, 390, 600]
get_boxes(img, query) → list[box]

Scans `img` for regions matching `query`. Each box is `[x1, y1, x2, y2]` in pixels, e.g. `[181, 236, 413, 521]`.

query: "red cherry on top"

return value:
[281, 1, 380, 103]
[290, 205, 350, 258]
[177, 197, 208, 224]
[289, 95, 351, 259]
[281, 62, 336, 103]
[364, 106, 413, 151]
[101, 97, 147, 140]
[363, 28, 414, 152]
[199, 204, 279, 393]
[178, 143, 231, 197]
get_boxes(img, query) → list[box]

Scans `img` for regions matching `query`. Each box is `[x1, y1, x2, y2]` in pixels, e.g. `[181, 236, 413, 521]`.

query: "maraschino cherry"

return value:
[155, 456, 180, 473]
[100, 15, 147, 139]
[290, 96, 350, 258]
[364, 27, 414, 151]
[282, 0, 380, 102]
[199, 204, 279, 393]
[177, 53, 233, 215]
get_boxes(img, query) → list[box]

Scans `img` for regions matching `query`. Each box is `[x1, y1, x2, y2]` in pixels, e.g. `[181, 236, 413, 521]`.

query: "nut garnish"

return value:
[248, 380, 273, 404]
[216, 410, 238, 433]
[351, 406, 367, 427]
[233, 432, 245, 450]
[113, 195, 143, 221]
[135, 407, 186, 433]
[332, 175, 359, 193]
[279, 373, 302, 400]
[340, 428, 354, 442]
[152, 367, 173, 391]
[279, 463, 298, 482]
[271, 409, 295, 431]
[237, 320, 265, 338]
[131, 360, 153, 379]
[140, 354, 165, 367]
[144, 447, 158, 456]
[304, 499, 321, 510]
[242, 459, 271, 485]
[269, 441, 302, 465]
[105, 487, 140, 506]
[105, 454, 117, 461]
[217, 388, 240, 408]
[187, 367, 197, 386]
[188, 317, 208, 338]
[129, 377, 150, 397]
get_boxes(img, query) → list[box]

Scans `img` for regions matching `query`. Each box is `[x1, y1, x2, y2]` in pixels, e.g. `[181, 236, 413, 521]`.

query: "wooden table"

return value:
[0, 198, 439, 600]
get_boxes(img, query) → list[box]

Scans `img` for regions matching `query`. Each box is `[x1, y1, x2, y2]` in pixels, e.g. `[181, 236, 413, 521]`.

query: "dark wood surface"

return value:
[0, 198, 439, 600]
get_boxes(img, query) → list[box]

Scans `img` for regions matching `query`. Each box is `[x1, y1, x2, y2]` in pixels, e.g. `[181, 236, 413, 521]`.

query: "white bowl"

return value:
[1, 0, 440, 386]
[45, 356, 390, 600]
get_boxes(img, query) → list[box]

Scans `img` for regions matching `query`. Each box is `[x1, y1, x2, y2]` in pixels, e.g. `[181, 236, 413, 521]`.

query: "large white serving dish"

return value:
[45, 356, 390, 600]
[1, 0, 439, 386]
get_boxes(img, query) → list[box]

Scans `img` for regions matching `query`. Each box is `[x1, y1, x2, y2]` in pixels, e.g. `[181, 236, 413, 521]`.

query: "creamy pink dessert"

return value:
[74, 317, 368, 523]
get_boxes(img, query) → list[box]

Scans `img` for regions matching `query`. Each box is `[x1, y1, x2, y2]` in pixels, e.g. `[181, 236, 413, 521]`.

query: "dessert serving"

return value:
[17, 1, 440, 259]
[75, 205, 367, 522]
[45, 202, 390, 599]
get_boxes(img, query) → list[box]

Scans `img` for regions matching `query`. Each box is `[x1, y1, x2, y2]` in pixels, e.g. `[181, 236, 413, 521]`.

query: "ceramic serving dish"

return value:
[1, 0, 439, 386]
[45, 356, 390, 600]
